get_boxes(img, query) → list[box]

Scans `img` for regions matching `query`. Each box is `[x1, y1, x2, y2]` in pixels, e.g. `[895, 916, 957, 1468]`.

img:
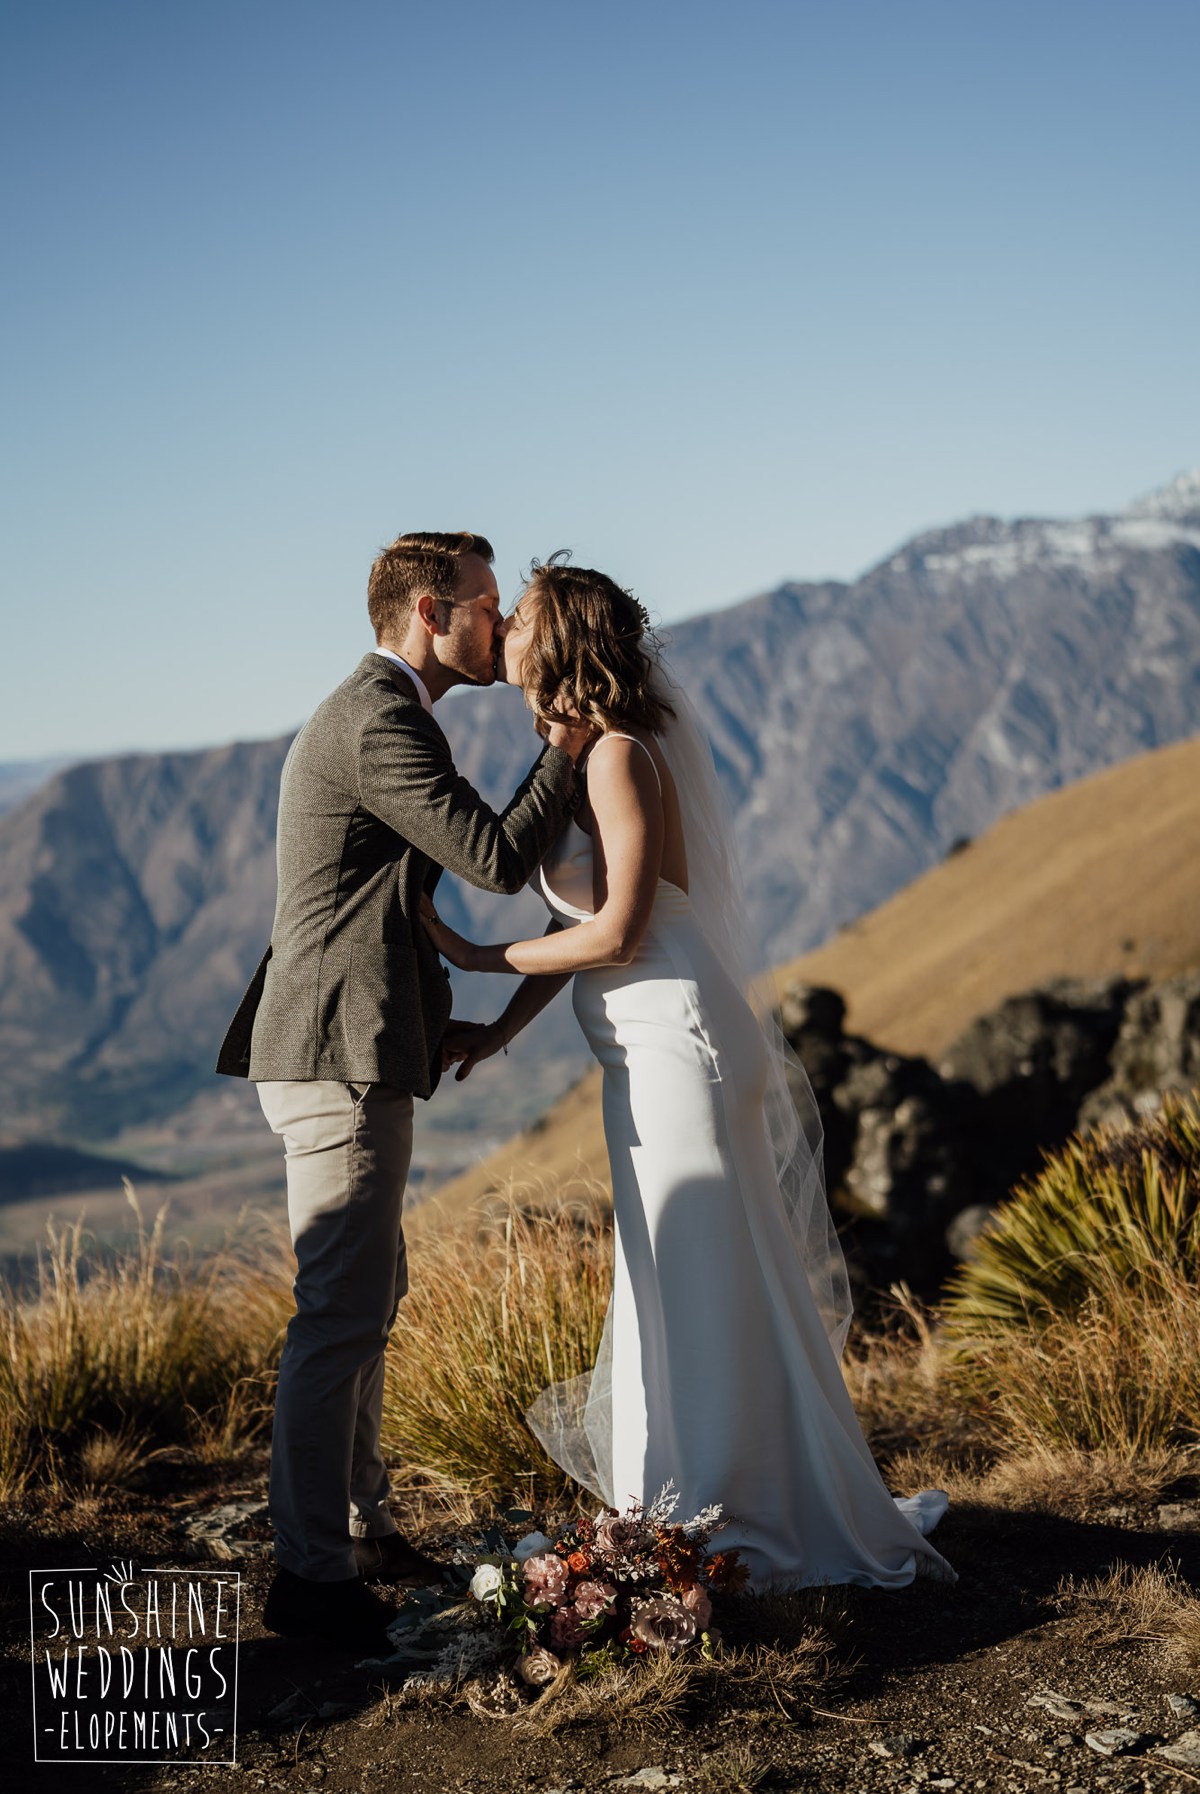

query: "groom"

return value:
[217, 530, 585, 1654]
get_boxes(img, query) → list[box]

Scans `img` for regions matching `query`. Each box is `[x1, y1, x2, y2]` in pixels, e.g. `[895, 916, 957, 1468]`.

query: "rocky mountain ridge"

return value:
[2, 472, 1198, 1145]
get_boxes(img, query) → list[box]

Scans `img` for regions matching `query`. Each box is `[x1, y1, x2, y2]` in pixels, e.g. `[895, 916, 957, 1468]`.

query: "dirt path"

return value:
[4, 1459, 1199, 1794]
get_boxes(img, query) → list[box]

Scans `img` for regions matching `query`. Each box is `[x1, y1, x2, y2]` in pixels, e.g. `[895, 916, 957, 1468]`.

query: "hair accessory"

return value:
[619, 586, 652, 633]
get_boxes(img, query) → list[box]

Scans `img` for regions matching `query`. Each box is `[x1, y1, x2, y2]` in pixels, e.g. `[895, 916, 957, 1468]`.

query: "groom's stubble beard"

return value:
[435, 611, 503, 692]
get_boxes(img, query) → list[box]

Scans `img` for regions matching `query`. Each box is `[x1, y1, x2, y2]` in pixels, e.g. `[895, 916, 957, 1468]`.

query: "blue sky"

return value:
[1, 0, 1197, 759]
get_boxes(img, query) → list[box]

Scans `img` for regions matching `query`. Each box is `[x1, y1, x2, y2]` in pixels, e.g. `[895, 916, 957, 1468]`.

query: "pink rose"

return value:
[549, 1606, 588, 1652]
[680, 1582, 712, 1629]
[522, 1552, 569, 1608]
[630, 1594, 698, 1654]
[594, 1512, 647, 1557]
[574, 1579, 618, 1621]
[517, 1645, 562, 1686]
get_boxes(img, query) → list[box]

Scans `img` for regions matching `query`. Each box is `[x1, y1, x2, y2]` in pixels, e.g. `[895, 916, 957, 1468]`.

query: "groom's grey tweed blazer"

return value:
[216, 654, 579, 1097]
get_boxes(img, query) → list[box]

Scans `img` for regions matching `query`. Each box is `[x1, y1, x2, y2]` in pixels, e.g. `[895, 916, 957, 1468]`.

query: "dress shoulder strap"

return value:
[589, 731, 662, 794]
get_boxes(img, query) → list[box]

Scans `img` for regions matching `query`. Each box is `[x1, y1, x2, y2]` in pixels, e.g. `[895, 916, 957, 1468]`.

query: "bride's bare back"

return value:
[578, 724, 689, 899]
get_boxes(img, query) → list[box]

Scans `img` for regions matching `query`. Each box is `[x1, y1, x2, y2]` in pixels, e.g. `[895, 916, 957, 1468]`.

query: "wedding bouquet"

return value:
[466, 1488, 747, 1687]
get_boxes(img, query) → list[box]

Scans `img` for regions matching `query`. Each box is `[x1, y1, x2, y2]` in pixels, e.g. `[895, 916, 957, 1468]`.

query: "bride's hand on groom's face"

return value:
[440, 1019, 505, 1081]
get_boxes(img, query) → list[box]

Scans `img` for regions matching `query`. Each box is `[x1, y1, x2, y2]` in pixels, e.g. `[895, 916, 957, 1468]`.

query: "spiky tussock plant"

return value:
[941, 1094, 1200, 1454]
[943, 1092, 1200, 1337]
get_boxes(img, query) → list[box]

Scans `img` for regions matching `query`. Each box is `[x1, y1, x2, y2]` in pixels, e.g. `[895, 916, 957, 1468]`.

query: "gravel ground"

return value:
[4, 1454, 1199, 1794]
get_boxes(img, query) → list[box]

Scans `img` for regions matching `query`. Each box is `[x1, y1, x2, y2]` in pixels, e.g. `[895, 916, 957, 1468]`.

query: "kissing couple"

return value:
[217, 529, 952, 1657]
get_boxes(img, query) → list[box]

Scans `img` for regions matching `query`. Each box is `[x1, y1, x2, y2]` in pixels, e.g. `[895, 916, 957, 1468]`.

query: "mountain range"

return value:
[2, 471, 1198, 1152]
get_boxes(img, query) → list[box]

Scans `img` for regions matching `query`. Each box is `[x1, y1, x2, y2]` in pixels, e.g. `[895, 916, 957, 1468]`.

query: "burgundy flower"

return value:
[549, 1605, 589, 1652]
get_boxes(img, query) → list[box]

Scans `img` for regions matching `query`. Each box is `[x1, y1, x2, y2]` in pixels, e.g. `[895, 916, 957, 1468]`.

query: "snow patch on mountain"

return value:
[917, 474, 1200, 582]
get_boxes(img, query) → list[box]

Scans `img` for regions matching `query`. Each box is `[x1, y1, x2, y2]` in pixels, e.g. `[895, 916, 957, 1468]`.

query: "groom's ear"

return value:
[414, 592, 446, 638]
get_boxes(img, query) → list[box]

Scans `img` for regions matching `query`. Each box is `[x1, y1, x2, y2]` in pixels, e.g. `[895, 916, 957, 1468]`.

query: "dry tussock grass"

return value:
[887, 1442, 1196, 1518]
[3, 1137, 1195, 1536]
[950, 1264, 1200, 1457]
[842, 1287, 970, 1459]
[697, 1743, 771, 1793]
[1056, 1559, 1200, 1666]
[380, 1196, 611, 1507]
[515, 1624, 839, 1737]
[0, 1188, 290, 1497]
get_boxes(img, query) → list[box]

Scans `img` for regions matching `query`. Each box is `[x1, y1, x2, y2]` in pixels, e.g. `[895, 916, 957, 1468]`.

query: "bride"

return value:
[423, 557, 952, 1589]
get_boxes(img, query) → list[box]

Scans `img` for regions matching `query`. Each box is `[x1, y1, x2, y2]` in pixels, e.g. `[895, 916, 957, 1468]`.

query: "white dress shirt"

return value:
[372, 647, 433, 713]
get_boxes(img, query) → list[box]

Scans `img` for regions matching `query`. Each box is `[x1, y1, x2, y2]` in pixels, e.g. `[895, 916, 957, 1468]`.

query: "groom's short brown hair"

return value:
[368, 531, 495, 641]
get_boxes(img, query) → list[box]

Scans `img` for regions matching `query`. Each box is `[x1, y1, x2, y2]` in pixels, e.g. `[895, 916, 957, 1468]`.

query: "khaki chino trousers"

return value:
[258, 1079, 414, 1581]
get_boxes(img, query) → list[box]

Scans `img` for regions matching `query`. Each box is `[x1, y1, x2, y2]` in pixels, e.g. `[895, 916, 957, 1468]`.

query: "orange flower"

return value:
[656, 1525, 703, 1590]
[567, 1550, 591, 1575]
[705, 1551, 749, 1594]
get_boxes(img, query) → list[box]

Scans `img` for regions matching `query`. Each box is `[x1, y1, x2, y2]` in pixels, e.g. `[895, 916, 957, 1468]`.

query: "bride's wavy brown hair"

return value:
[519, 554, 675, 735]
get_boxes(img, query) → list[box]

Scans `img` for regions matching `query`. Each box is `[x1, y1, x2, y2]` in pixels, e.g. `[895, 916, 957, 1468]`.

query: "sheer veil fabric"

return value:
[525, 660, 854, 1509]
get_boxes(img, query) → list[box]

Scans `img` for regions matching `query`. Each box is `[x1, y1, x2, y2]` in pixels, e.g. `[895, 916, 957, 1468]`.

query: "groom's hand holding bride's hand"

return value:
[439, 1018, 507, 1081]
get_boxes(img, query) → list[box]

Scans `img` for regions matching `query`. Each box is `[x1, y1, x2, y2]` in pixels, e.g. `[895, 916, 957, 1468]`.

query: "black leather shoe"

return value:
[262, 1566, 398, 1654]
[352, 1531, 446, 1585]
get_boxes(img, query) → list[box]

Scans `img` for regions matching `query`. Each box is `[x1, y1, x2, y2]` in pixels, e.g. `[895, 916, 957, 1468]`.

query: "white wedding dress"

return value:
[527, 726, 953, 1591]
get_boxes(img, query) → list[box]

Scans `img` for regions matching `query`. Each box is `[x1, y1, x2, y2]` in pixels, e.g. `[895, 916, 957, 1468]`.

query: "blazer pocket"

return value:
[346, 941, 422, 1054]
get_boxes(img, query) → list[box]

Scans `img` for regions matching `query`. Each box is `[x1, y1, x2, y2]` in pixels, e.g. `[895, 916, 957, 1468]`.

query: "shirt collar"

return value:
[373, 647, 433, 713]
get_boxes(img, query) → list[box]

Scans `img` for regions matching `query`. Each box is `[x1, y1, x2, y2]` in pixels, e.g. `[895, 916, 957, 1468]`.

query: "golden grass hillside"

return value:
[421, 732, 1200, 1226]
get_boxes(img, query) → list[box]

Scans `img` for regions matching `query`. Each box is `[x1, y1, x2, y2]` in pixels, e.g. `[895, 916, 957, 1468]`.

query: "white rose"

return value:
[470, 1563, 504, 1602]
[512, 1531, 555, 1562]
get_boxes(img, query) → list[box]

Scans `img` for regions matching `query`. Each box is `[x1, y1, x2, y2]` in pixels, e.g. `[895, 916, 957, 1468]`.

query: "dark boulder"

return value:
[937, 978, 1132, 1198]
[1079, 974, 1200, 1129]
[775, 971, 1197, 1300]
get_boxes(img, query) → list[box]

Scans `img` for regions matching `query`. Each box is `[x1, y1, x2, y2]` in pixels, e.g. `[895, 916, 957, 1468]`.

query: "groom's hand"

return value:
[540, 690, 595, 763]
[440, 1019, 506, 1081]
[545, 715, 594, 762]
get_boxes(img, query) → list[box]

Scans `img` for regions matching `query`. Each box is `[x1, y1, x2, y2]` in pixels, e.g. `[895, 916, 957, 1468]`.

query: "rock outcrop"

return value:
[780, 970, 1200, 1295]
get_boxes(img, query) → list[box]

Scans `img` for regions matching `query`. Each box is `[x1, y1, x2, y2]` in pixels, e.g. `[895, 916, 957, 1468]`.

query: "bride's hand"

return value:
[440, 1018, 507, 1081]
[420, 894, 480, 971]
